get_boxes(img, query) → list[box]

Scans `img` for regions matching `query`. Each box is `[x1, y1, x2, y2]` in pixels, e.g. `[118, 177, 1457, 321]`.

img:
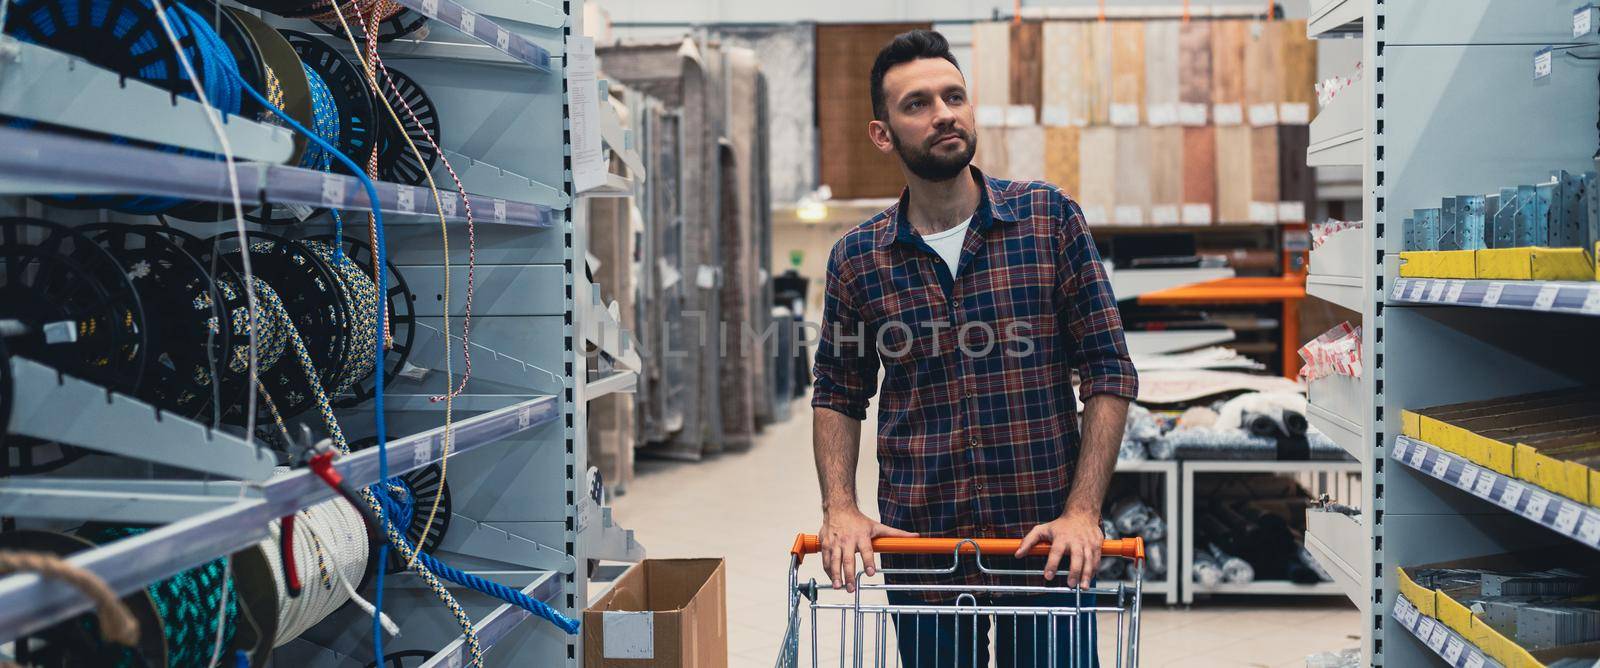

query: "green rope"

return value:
[84, 527, 238, 668]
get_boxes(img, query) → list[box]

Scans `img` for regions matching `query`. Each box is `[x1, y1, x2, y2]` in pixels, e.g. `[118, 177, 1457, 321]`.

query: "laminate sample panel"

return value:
[1087, 20, 1113, 126]
[1045, 125, 1080, 195]
[976, 125, 1011, 178]
[1250, 125, 1281, 220]
[1110, 20, 1146, 125]
[1214, 124, 1252, 222]
[1279, 18, 1316, 121]
[816, 22, 932, 199]
[1147, 126, 1184, 224]
[1077, 126, 1117, 224]
[1007, 125, 1047, 182]
[971, 21, 1011, 111]
[1210, 20, 1247, 124]
[1183, 126, 1218, 223]
[1144, 20, 1181, 125]
[1244, 20, 1285, 110]
[1042, 21, 1090, 126]
[1010, 20, 1044, 115]
[1277, 124, 1312, 220]
[1178, 21, 1213, 119]
[1114, 126, 1152, 225]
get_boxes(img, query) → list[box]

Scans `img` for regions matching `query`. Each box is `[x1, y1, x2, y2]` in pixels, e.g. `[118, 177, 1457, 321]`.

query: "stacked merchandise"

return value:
[965, 17, 1315, 226]
[1097, 493, 1169, 583]
[1122, 392, 1350, 461]
[1400, 170, 1600, 281]
[1403, 388, 1600, 506]
[1191, 476, 1330, 586]
[1402, 554, 1600, 666]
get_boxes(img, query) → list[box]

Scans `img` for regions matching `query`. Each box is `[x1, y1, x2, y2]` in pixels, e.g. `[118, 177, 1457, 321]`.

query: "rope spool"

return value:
[371, 66, 441, 187]
[259, 469, 373, 647]
[351, 436, 449, 571]
[0, 218, 147, 474]
[313, 8, 427, 44]
[307, 234, 416, 407]
[366, 650, 435, 668]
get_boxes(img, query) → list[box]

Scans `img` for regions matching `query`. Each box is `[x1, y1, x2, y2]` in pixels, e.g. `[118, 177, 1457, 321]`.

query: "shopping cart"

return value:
[777, 534, 1145, 668]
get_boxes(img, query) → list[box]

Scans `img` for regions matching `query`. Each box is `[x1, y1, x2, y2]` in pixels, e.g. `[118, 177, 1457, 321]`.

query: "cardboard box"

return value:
[584, 559, 728, 668]
[1400, 552, 1600, 668]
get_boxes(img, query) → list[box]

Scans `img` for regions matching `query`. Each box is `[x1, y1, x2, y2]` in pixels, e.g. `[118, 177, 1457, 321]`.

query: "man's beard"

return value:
[890, 127, 976, 182]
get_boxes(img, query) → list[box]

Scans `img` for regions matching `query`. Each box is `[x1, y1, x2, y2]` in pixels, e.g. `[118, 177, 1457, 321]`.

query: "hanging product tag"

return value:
[1004, 104, 1036, 127]
[320, 172, 346, 208]
[976, 105, 1006, 128]
[1247, 103, 1278, 127]
[1109, 104, 1140, 127]
[493, 198, 508, 223]
[397, 186, 416, 214]
[1278, 103, 1310, 125]
[1040, 105, 1072, 127]
[1576, 5, 1595, 38]
[459, 11, 477, 36]
[568, 35, 608, 192]
[440, 195, 457, 218]
[496, 27, 510, 51]
[1146, 104, 1178, 127]
[1534, 46, 1553, 80]
[1181, 204, 1212, 225]
[1177, 103, 1208, 126]
[1212, 103, 1243, 126]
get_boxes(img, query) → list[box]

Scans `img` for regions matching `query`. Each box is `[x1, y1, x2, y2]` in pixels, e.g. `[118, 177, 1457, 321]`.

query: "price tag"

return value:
[446, 649, 463, 668]
[1427, 281, 1446, 302]
[1109, 104, 1140, 126]
[421, 0, 437, 13]
[1394, 439, 1409, 460]
[1579, 513, 1600, 544]
[1500, 481, 1525, 509]
[1177, 103, 1208, 126]
[1181, 204, 1212, 225]
[1409, 280, 1427, 301]
[1247, 103, 1278, 127]
[1397, 601, 1415, 626]
[1535, 46, 1553, 80]
[1457, 464, 1480, 491]
[1431, 454, 1450, 479]
[1391, 279, 1410, 301]
[397, 186, 416, 213]
[1446, 280, 1466, 302]
[1213, 103, 1243, 126]
[1554, 503, 1581, 534]
[1465, 653, 1486, 668]
[518, 405, 533, 428]
[441, 195, 457, 217]
[1581, 288, 1600, 313]
[1474, 471, 1496, 497]
[1147, 103, 1178, 126]
[1429, 624, 1449, 651]
[1040, 105, 1072, 127]
[1416, 617, 1435, 639]
[1410, 443, 1428, 467]
[1483, 282, 1505, 306]
[1278, 201, 1306, 222]
[1522, 491, 1551, 521]
[1577, 5, 1594, 38]
[1444, 637, 1466, 663]
[493, 198, 507, 223]
[412, 437, 433, 467]
[459, 10, 477, 35]
[321, 172, 346, 207]
[496, 27, 510, 51]
[1279, 102, 1310, 125]
[1534, 284, 1560, 310]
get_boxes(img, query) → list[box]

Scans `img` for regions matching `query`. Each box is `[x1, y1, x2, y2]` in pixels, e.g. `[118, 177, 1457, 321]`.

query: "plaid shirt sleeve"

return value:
[1055, 194, 1139, 401]
[811, 239, 880, 420]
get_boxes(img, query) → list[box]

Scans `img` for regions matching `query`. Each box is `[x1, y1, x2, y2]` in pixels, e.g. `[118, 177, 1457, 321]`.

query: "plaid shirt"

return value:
[812, 167, 1138, 596]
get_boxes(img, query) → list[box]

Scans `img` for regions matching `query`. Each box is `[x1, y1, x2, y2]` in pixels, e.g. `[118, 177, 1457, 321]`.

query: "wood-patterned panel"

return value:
[1214, 124, 1251, 223]
[1278, 124, 1312, 218]
[1077, 126, 1117, 223]
[1147, 126, 1184, 223]
[1110, 21, 1145, 125]
[1045, 125, 1080, 195]
[1279, 19, 1317, 117]
[976, 126, 1010, 178]
[1244, 20, 1284, 108]
[1010, 20, 1044, 115]
[1113, 127, 1151, 224]
[1250, 125, 1280, 216]
[971, 21, 1011, 110]
[815, 23, 932, 199]
[1178, 21, 1212, 108]
[1007, 125, 1047, 182]
[1210, 20, 1246, 111]
[1144, 20, 1181, 123]
[1087, 21, 1113, 126]
[1182, 126, 1217, 222]
[1042, 22, 1089, 126]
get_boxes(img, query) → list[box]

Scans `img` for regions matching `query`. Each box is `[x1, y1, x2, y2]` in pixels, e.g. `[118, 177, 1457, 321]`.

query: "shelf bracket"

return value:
[8, 356, 280, 480]
[434, 514, 576, 574]
[0, 481, 244, 523]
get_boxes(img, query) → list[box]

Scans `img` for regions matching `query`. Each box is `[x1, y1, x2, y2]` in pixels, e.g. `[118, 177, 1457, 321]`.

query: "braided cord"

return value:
[87, 527, 238, 668]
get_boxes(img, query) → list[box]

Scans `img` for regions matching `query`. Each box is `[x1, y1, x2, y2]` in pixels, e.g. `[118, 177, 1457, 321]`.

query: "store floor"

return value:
[609, 395, 1361, 667]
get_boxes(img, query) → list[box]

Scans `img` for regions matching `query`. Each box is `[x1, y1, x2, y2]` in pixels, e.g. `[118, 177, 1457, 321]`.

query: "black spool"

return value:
[282, 29, 374, 171]
[2, 0, 204, 99]
[0, 530, 168, 668]
[373, 66, 442, 187]
[200, 231, 346, 425]
[350, 436, 451, 574]
[305, 234, 415, 407]
[365, 650, 435, 668]
[0, 218, 147, 474]
[312, 7, 429, 44]
[80, 224, 231, 422]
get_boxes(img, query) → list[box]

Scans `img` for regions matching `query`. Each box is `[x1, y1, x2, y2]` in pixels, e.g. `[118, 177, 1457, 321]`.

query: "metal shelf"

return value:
[1307, 225, 1366, 313]
[1305, 509, 1368, 612]
[419, 571, 563, 668]
[1188, 580, 1347, 596]
[0, 395, 560, 644]
[1308, 374, 1367, 467]
[389, 0, 553, 72]
[1307, 275, 1364, 312]
[1111, 459, 1178, 604]
[1110, 267, 1235, 302]
[1390, 277, 1600, 316]
[1393, 596, 1504, 668]
[1392, 436, 1600, 552]
[0, 37, 294, 163]
[1308, 76, 1365, 168]
[1308, 0, 1366, 39]
[1124, 329, 1236, 356]
[586, 370, 638, 399]
[0, 126, 557, 227]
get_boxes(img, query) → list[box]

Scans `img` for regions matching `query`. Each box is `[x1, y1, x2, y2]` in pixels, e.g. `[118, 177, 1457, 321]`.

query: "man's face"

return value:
[874, 58, 976, 182]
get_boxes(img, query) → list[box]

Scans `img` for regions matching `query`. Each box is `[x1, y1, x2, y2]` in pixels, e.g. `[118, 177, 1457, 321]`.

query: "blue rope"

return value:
[375, 481, 581, 634]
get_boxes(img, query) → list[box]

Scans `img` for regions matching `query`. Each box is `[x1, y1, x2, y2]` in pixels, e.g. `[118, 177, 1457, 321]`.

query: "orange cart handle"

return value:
[789, 534, 1143, 565]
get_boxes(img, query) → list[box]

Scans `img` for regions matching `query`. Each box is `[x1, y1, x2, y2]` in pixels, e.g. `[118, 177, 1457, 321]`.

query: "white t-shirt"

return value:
[919, 216, 972, 277]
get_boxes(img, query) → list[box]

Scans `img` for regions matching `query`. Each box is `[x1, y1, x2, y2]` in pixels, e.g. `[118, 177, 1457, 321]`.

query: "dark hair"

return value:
[870, 29, 961, 122]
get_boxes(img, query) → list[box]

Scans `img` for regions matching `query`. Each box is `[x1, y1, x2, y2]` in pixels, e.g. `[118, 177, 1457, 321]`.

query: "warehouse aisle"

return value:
[609, 395, 1362, 667]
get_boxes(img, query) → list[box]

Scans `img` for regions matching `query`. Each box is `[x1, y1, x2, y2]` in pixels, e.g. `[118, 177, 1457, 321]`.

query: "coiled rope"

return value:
[84, 527, 238, 668]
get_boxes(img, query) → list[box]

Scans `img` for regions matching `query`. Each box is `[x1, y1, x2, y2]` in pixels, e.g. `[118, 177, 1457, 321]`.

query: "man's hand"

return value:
[1015, 510, 1103, 588]
[819, 507, 917, 593]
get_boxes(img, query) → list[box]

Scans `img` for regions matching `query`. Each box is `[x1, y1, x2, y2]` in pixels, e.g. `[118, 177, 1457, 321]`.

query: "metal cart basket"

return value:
[778, 535, 1145, 668]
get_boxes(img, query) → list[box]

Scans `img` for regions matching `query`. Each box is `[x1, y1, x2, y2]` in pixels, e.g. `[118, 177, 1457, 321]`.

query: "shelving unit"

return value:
[0, 0, 648, 664]
[1391, 437, 1600, 551]
[1392, 596, 1503, 668]
[1307, 75, 1365, 168]
[1358, 4, 1600, 667]
[1180, 460, 1360, 604]
[1307, 226, 1365, 313]
[1112, 459, 1179, 604]
[1305, 507, 1367, 612]
[1110, 266, 1235, 301]
[1308, 0, 1365, 39]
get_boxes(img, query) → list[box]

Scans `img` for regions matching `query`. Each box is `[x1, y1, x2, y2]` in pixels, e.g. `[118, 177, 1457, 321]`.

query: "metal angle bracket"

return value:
[435, 514, 577, 573]
[8, 356, 279, 480]
[0, 38, 293, 163]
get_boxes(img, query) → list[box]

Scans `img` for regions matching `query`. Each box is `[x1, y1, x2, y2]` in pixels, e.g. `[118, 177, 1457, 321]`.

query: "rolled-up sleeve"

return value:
[1055, 196, 1139, 402]
[811, 241, 879, 420]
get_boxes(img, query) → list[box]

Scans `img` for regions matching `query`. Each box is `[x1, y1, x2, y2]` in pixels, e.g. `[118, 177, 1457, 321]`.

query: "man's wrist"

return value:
[1061, 504, 1100, 521]
[823, 499, 860, 515]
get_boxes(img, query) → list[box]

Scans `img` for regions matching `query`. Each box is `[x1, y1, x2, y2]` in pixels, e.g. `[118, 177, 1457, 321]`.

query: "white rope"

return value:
[259, 475, 396, 645]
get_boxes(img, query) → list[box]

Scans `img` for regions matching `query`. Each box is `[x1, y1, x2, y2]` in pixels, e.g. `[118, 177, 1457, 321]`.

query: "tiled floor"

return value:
[609, 398, 1361, 667]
